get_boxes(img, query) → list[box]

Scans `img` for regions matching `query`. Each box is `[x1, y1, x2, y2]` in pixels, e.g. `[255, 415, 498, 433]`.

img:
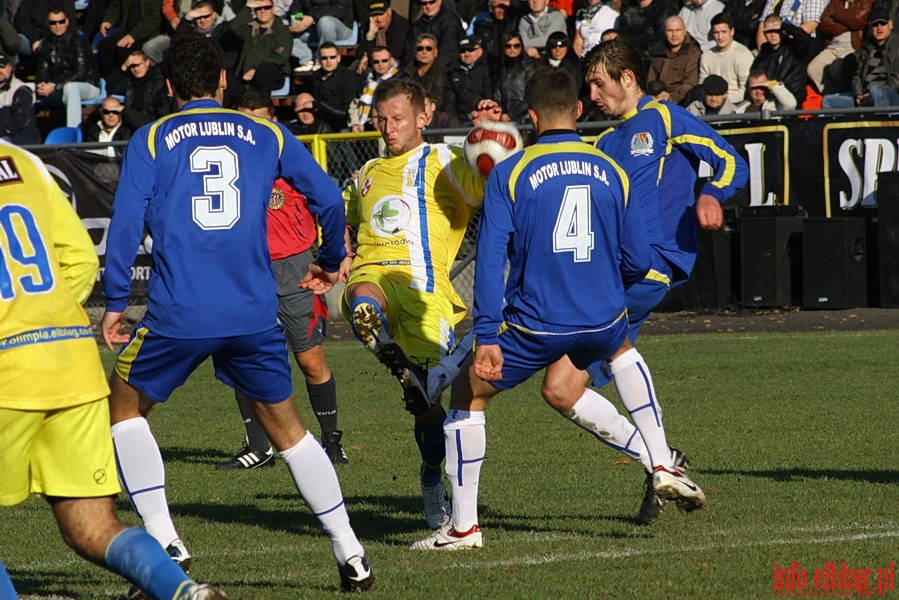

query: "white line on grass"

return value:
[442, 529, 899, 571]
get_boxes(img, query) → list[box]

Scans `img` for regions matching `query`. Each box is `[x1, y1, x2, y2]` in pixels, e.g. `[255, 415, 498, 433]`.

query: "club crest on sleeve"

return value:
[0, 156, 23, 185]
[269, 187, 285, 210]
[361, 177, 373, 197]
[630, 132, 654, 157]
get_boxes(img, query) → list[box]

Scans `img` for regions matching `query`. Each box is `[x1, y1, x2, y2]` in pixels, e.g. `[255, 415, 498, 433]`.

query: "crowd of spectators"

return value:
[1, 0, 898, 145]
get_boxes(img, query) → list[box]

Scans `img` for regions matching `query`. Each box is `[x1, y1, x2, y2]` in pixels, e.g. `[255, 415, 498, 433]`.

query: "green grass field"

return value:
[3, 330, 898, 599]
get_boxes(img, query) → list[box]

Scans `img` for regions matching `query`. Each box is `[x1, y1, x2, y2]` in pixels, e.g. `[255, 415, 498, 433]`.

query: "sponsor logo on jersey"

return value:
[369, 195, 411, 237]
[0, 156, 23, 185]
[361, 177, 373, 197]
[630, 132, 654, 157]
[269, 187, 285, 210]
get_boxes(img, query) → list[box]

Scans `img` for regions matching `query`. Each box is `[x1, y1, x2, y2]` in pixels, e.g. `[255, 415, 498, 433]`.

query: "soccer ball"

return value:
[463, 120, 523, 178]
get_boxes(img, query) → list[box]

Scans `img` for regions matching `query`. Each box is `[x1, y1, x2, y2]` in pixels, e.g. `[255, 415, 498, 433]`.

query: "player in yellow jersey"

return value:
[0, 140, 225, 599]
[341, 78, 485, 528]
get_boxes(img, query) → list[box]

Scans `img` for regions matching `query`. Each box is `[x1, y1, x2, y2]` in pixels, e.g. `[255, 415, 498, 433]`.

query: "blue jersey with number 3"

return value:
[473, 132, 652, 344]
[103, 99, 346, 339]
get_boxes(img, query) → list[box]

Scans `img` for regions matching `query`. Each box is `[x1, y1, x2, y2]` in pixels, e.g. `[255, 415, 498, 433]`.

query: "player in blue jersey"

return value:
[535, 39, 749, 526]
[411, 67, 706, 551]
[99, 33, 372, 593]
[0, 139, 226, 600]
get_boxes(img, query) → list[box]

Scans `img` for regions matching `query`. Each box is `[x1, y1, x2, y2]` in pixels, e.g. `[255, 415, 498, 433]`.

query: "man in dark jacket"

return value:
[288, 0, 356, 46]
[82, 96, 133, 157]
[405, 0, 464, 67]
[751, 14, 809, 103]
[229, 1, 293, 100]
[310, 41, 361, 131]
[14, 0, 76, 55]
[97, 0, 163, 94]
[356, 0, 410, 75]
[120, 50, 173, 129]
[445, 35, 492, 123]
[34, 9, 101, 128]
[823, 6, 899, 107]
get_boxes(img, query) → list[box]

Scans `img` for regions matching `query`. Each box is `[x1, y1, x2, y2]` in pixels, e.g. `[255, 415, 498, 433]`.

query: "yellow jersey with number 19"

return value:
[345, 142, 485, 319]
[0, 140, 109, 410]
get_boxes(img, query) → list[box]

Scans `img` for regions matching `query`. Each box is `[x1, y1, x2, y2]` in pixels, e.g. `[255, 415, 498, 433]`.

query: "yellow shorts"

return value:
[342, 266, 457, 367]
[0, 399, 121, 506]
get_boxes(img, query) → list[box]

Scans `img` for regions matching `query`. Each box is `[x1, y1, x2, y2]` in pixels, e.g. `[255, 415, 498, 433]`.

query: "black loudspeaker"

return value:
[802, 218, 867, 309]
[877, 173, 899, 307]
[682, 226, 736, 309]
[740, 217, 804, 307]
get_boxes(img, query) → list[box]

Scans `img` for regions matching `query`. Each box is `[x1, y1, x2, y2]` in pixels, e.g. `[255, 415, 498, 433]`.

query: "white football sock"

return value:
[427, 330, 475, 404]
[111, 417, 180, 547]
[444, 409, 486, 532]
[563, 388, 653, 471]
[281, 432, 364, 563]
[610, 349, 673, 470]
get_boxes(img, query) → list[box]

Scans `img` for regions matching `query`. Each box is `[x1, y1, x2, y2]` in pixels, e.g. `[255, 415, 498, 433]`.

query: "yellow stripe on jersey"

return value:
[645, 269, 671, 285]
[147, 107, 284, 159]
[507, 141, 630, 204]
[503, 308, 627, 336]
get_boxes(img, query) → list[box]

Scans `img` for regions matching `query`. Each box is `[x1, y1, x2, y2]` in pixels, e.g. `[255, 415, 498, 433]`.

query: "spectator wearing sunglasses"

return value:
[445, 35, 492, 124]
[173, 1, 244, 71]
[310, 41, 362, 131]
[83, 96, 132, 156]
[474, 0, 522, 71]
[34, 9, 101, 128]
[494, 31, 536, 122]
[406, 0, 465, 67]
[349, 45, 401, 132]
[13, 0, 77, 57]
[403, 33, 448, 109]
[229, 1, 293, 99]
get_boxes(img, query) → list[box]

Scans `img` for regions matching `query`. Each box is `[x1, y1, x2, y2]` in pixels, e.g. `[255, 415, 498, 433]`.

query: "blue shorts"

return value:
[114, 324, 293, 403]
[490, 317, 629, 391]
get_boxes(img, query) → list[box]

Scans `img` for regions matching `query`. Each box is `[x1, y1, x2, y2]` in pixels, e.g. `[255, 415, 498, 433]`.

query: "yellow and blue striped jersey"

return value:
[345, 142, 485, 314]
[0, 140, 109, 409]
[595, 96, 748, 282]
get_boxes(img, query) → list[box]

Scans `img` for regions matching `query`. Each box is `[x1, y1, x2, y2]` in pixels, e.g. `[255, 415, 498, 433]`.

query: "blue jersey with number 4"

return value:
[473, 131, 651, 344]
[103, 99, 346, 339]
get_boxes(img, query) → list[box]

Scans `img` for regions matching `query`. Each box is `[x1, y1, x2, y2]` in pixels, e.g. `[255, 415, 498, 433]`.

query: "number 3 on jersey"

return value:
[191, 146, 241, 230]
[553, 185, 594, 262]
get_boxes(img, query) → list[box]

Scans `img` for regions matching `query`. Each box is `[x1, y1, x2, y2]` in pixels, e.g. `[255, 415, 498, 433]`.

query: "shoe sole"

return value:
[653, 474, 707, 512]
[352, 304, 388, 353]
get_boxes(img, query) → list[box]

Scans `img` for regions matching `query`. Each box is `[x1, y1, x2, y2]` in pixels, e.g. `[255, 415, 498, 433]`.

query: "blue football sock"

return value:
[105, 528, 195, 600]
[416, 408, 447, 488]
[0, 559, 18, 599]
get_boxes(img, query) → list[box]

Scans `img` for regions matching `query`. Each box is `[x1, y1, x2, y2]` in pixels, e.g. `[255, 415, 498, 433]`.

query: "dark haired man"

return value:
[34, 8, 101, 128]
[550, 39, 746, 524]
[100, 32, 373, 594]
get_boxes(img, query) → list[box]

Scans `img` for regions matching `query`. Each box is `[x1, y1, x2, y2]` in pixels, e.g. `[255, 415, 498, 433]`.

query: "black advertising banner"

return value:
[31, 148, 153, 305]
[28, 117, 899, 303]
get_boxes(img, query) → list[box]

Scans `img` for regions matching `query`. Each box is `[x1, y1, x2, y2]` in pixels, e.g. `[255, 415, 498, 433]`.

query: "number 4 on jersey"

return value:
[553, 185, 594, 262]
